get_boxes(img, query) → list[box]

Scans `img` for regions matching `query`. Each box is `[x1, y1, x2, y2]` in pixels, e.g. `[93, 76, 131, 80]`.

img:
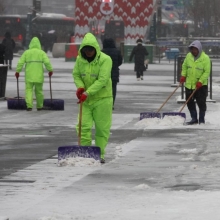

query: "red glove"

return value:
[48, 71, 53, 77]
[196, 82, 202, 89]
[15, 72, 19, 79]
[180, 76, 186, 83]
[76, 88, 85, 99]
[78, 92, 87, 103]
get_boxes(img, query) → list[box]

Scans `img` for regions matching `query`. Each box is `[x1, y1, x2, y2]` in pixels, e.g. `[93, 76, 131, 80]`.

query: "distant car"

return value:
[167, 0, 178, 4]
[164, 5, 174, 11]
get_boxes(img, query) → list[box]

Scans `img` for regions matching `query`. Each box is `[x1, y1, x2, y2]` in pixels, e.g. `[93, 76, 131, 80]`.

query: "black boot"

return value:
[186, 110, 198, 125]
[199, 111, 205, 124]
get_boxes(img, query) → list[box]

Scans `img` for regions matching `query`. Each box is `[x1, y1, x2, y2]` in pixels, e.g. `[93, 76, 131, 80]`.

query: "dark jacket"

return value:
[102, 38, 123, 82]
[129, 43, 149, 72]
[0, 44, 5, 64]
[2, 32, 15, 60]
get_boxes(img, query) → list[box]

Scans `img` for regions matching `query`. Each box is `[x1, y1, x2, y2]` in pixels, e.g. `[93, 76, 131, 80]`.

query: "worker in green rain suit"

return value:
[15, 37, 53, 111]
[73, 33, 113, 163]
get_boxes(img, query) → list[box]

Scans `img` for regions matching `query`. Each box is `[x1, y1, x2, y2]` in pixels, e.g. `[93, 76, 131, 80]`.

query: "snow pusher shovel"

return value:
[43, 76, 64, 110]
[140, 83, 182, 120]
[162, 89, 197, 118]
[7, 77, 26, 110]
[58, 102, 101, 162]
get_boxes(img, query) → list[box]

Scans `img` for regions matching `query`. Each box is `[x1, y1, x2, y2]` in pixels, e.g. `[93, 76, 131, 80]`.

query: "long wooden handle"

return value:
[49, 76, 52, 102]
[179, 89, 197, 113]
[156, 83, 182, 113]
[78, 102, 83, 145]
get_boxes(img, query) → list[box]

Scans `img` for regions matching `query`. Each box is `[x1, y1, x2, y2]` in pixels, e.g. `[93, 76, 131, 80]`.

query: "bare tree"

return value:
[184, 0, 220, 37]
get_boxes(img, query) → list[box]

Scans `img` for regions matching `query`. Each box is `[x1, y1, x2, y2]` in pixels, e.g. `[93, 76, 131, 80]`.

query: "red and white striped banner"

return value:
[75, 0, 154, 44]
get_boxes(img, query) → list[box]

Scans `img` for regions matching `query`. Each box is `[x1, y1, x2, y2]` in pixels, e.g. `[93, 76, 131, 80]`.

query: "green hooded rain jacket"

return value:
[182, 50, 210, 90]
[72, 33, 112, 105]
[16, 37, 53, 83]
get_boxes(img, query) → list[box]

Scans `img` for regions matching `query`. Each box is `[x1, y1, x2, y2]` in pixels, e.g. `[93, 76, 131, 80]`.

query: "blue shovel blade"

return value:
[162, 112, 186, 119]
[7, 99, 26, 110]
[140, 112, 161, 120]
[58, 146, 101, 161]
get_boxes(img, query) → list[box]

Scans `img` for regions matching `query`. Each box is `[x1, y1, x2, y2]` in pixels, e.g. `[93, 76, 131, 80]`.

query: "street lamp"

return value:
[25, 0, 41, 49]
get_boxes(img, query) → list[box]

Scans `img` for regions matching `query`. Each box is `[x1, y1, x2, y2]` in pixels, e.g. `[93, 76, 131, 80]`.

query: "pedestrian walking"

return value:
[69, 31, 75, 43]
[0, 43, 5, 64]
[180, 40, 211, 125]
[102, 38, 123, 109]
[15, 37, 53, 111]
[2, 31, 15, 69]
[129, 38, 149, 81]
[72, 32, 113, 163]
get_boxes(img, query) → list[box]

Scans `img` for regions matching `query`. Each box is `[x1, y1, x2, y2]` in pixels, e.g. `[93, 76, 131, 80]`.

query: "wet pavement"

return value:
[0, 57, 220, 182]
[1, 57, 220, 219]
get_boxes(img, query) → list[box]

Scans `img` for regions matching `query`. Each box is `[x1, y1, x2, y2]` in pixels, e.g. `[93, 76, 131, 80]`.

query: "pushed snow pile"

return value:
[133, 184, 151, 190]
[39, 215, 72, 220]
[135, 115, 185, 128]
[160, 115, 185, 125]
[58, 157, 101, 167]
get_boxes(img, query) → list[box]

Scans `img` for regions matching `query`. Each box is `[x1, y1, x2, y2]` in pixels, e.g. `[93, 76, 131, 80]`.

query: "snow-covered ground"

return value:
[1, 57, 220, 220]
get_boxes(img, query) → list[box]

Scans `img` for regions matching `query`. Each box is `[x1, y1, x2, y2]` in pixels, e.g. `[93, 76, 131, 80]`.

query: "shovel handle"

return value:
[156, 83, 182, 113]
[78, 102, 83, 145]
[179, 89, 197, 113]
[49, 76, 52, 102]
[17, 77, 19, 100]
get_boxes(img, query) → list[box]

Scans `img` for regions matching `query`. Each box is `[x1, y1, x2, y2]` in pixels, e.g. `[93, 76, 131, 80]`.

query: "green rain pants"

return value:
[76, 97, 113, 159]
[25, 82, 44, 109]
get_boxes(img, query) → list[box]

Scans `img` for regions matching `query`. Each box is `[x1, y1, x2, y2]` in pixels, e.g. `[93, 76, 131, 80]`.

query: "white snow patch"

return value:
[135, 115, 185, 128]
[134, 184, 151, 190]
[58, 157, 101, 167]
[39, 215, 73, 220]
[114, 141, 141, 158]
[135, 117, 161, 127]
[178, 148, 198, 154]
[181, 157, 195, 161]
[160, 115, 185, 125]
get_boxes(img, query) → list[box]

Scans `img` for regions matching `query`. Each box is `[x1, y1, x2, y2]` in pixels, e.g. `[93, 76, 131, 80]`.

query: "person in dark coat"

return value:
[2, 31, 15, 70]
[2, 31, 15, 69]
[102, 38, 123, 109]
[129, 38, 149, 81]
[0, 43, 5, 64]
[32, 31, 43, 48]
